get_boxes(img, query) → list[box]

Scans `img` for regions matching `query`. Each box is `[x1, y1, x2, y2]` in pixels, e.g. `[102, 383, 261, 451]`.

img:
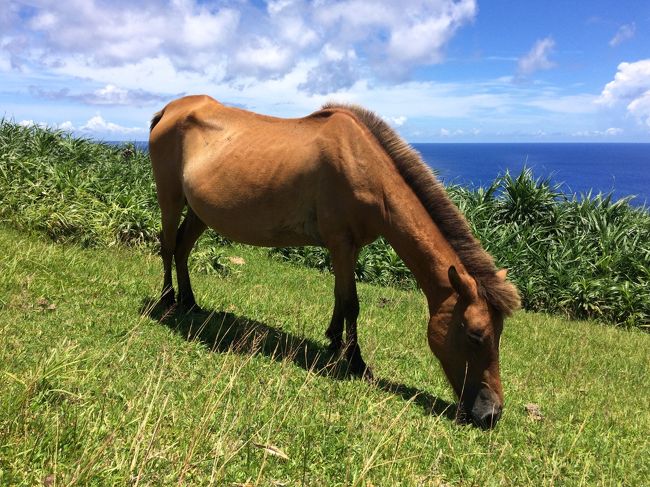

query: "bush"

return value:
[1, 121, 648, 328]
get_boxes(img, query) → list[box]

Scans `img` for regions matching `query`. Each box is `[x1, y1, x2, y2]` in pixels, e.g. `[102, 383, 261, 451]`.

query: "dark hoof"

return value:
[346, 348, 373, 380]
[361, 365, 374, 381]
[327, 339, 343, 354]
[348, 360, 373, 380]
[177, 296, 203, 313]
[160, 291, 176, 310]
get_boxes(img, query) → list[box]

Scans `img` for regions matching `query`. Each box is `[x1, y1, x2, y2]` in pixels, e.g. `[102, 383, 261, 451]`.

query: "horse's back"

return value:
[149, 96, 385, 247]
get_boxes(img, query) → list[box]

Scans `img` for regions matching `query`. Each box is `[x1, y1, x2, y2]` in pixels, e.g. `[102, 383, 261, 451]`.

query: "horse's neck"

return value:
[379, 184, 461, 313]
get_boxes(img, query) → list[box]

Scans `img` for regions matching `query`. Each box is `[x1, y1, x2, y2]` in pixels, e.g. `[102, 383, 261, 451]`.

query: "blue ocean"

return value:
[412, 143, 650, 207]
[128, 141, 650, 206]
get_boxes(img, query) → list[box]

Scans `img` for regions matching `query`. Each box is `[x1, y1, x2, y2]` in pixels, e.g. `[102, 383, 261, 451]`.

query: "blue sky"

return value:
[2, 0, 650, 141]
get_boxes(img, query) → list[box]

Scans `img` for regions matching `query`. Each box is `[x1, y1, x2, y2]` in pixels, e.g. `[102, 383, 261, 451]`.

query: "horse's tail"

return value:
[150, 109, 164, 132]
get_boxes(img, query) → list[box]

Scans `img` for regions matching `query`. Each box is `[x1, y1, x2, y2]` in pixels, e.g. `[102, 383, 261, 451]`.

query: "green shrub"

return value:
[1, 121, 648, 328]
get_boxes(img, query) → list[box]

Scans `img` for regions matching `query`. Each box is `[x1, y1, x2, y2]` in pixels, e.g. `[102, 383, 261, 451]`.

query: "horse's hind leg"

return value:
[158, 194, 184, 309]
[174, 206, 206, 309]
[327, 242, 371, 378]
[325, 292, 344, 352]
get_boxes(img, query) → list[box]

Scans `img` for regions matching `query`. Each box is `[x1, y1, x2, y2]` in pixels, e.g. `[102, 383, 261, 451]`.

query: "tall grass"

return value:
[2, 225, 648, 485]
[1, 121, 648, 328]
[0, 121, 159, 247]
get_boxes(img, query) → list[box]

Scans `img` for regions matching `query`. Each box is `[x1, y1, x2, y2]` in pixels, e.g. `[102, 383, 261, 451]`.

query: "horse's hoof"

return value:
[362, 366, 374, 381]
[327, 339, 343, 354]
[160, 293, 176, 311]
[347, 356, 373, 380]
[178, 299, 204, 314]
[189, 304, 205, 314]
[350, 364, 373, 381]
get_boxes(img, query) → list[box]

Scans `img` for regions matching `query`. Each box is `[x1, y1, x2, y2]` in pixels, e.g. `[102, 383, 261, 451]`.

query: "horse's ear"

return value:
[448, 266, 471, 299]
[496, 268, 508, 281]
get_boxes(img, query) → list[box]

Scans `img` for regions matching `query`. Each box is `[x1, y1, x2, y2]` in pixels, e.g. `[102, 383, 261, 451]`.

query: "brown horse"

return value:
[149, 95, 520, 429]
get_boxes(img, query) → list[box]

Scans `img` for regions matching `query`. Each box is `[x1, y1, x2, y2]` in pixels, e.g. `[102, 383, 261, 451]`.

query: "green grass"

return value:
[1, 226, 648, 485]
[2, 121, 649, 328]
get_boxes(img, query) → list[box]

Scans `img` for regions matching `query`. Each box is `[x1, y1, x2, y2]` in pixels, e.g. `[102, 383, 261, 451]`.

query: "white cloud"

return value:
[517, 37, 556, 76]
[18, 119, 74, 131]
[267, 0, 297, 16]
[276, 16, 318, 49]
[311, 0, 477, 81]
[80, 115, 145, 135]
[30, 83, 177, 106]
[627, 93, 650, 128]
[233, 37, 294, 76]
[0, 38, 12, 71]
[525, 94, 599, 114]
[598, 59, 650, 129]
[4, 0, 477, 93]
[609, 23, 635, 47]
[93, 84, 138, 104]
[572, 128, 624, 137]
[387, 116, 407, 127]
[9, 52, 605, 140]
[58, 121, 74, 131]
[29, 11, 57, 30]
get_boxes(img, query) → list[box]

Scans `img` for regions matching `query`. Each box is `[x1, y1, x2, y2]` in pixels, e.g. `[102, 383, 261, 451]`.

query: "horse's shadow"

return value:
[140, 297, 457, 421]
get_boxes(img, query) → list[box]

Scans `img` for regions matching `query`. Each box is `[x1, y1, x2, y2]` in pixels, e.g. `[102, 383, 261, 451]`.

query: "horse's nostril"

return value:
[477, 407, 502, 429]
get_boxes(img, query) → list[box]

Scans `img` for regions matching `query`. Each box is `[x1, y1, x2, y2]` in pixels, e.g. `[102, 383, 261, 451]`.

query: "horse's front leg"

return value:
[326, 243, 372, 379]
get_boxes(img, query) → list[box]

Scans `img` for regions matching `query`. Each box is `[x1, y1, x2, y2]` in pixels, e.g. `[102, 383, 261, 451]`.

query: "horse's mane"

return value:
[323, 102, 520, 315]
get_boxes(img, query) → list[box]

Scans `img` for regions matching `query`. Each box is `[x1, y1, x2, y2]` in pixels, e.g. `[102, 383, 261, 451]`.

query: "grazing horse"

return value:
[149, 95, 520, 429]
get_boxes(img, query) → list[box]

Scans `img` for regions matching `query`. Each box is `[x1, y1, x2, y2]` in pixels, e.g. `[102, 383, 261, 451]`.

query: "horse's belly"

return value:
[194, 202, 321, 247]
[182, 162, 322, 247]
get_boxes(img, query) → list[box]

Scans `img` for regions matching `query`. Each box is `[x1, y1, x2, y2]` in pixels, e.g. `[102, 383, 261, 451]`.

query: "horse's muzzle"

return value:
[470, 387, 503, 429]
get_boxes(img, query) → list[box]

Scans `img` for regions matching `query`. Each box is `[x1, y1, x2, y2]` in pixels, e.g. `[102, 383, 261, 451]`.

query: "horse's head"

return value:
[427, 265, 513, 429]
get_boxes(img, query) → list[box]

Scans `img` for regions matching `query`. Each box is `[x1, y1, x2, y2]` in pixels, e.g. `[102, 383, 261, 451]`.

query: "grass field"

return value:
[1, 226, 648, 486]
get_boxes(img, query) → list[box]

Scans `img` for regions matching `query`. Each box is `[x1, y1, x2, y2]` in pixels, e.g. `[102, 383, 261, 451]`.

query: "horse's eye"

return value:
[467, 330, 484, 346]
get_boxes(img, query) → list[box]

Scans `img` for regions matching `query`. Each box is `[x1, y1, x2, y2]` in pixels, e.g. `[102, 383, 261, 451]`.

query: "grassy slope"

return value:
[1, 226, 648, 486]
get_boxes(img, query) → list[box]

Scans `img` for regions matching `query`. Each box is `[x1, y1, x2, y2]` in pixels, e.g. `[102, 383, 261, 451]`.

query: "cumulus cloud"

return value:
[21, 1, 238, 69]
[58, 121, 75, 131]
[18, 119, 75, 131]
[386, 116, 407, 127]
[30, 84, 180, 106]
[18, 120, 40, 127]
[437, 127, 474, 137]
[598, 59, 650, 128]
[304, 0, 477, 87]
[609, 23, 635, 47]
[572, 128, 624, 137]
[0, 51, 10, 72]
[3, 0, 477, 94]
[526, 94, 599, 114]
[232, 37, 294, 77]
[517, 37, 556, 76]
[80, 115, 145, 135]
[298, 47, 359, 94]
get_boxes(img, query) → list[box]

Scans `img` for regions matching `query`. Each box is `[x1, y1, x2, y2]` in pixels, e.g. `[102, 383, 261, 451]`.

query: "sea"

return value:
[126, 141, 650, 207]
[413, 143, 649, 207]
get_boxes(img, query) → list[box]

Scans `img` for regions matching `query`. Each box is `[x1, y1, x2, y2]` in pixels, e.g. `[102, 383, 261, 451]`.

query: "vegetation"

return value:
[1, 121, 649, 328]
[1, 226, 648, 485]
[272, 173, 650, 328]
